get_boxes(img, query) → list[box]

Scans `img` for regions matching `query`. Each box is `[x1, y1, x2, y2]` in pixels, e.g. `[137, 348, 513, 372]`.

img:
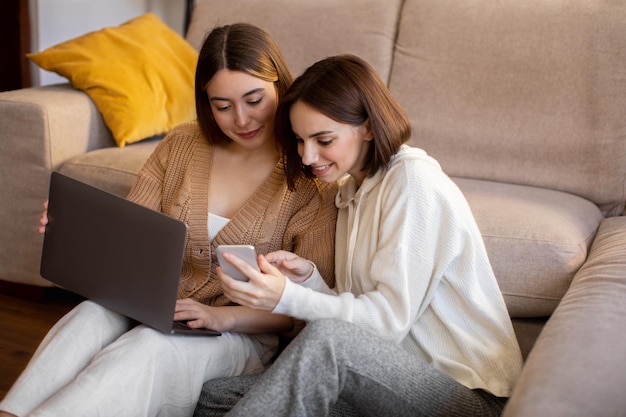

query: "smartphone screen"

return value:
[215, 245, 259, 281]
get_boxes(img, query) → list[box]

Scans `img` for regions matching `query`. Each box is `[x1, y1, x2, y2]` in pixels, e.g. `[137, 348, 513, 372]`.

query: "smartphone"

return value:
[216, 245, 260, 281]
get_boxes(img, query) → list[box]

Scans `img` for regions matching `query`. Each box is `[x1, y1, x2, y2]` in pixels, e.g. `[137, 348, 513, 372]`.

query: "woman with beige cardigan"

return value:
[0, 23, 336, 417]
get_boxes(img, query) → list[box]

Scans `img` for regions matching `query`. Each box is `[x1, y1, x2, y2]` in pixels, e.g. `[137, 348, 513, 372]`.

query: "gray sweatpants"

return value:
[195, 319, 507, 417]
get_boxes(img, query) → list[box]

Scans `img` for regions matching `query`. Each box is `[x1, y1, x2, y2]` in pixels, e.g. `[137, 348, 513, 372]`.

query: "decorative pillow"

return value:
[27, 13, 198, 147]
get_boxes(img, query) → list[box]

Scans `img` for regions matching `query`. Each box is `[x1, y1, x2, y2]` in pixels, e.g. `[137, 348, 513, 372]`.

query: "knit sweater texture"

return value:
[274, 145, 523, 397]
[127, 121, 337, 306]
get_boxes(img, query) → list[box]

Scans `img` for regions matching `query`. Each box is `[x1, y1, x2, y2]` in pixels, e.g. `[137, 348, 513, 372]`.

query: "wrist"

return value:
[289, 261, 316, 284]
[304, 261, 316, 281]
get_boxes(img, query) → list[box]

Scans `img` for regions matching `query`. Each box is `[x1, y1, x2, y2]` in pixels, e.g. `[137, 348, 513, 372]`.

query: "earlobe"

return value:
[362, 120, 375, 142]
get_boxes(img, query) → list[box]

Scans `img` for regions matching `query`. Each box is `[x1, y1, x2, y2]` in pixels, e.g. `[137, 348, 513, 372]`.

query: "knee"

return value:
[74, 300, 108, 317]
[124, 326, 187, 359]
[279, 320, 358, 378]
[102, 326, 169, 363]
[61, 300, 115, 329]
[302, 319, 352, 340]
[296, 319, 358, 353]
[73, 300, 126, 324]
[125, 325, 165, 347]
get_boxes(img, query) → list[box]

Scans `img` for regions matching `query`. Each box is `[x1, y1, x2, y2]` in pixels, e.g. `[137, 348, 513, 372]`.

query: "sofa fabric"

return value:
[0, 1, 625, 415]
[59, 138, 161, 197]
[503, 216, 626, 416]
[390, 0, 626, 217]
[454, 177, 604, 317]
[186, 0, 402, 83]
[27, 13, 198, 147]
[0, 85, 114, 287]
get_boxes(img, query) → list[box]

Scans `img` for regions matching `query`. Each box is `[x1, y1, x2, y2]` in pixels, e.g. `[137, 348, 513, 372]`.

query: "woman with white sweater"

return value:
[206, 54, 523, 417]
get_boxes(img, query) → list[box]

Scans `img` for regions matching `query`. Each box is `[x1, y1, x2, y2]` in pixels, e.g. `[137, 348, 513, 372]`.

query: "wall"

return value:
[0, 0, 31, 91]
[29, 0, 186, 86]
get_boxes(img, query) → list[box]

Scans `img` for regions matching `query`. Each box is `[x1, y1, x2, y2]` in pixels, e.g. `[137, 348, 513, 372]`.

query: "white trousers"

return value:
[0, 301, 277, 417]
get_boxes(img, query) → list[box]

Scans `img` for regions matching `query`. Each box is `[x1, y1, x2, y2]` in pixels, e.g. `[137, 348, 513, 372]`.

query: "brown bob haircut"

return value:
[275, 54, 411, 190]
[195, 23, 293, 144]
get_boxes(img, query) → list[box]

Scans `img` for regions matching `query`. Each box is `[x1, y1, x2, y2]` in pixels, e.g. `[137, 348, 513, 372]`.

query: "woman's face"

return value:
[206, 69, 278, 150]
[290, 101, 373, 185]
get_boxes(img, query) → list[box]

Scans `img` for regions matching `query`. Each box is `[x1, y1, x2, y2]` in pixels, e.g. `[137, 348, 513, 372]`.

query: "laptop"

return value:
[40, 172, 221, 336]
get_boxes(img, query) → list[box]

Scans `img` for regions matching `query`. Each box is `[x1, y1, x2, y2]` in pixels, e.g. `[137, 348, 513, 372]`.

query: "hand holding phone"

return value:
[216, 245, 260, 281]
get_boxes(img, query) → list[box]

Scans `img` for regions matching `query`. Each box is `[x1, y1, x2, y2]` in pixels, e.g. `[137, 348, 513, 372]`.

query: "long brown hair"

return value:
[275, 54, 411, 190]
[195, 23, 293, 144]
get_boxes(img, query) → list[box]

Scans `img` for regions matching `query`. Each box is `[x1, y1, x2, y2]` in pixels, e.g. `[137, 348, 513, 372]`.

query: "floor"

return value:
[0, 290, 81, 400]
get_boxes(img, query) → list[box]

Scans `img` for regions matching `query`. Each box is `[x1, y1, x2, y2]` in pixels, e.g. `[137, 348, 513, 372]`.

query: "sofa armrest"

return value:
[503, 216, 626, 417]
[0, 84, 115, 286]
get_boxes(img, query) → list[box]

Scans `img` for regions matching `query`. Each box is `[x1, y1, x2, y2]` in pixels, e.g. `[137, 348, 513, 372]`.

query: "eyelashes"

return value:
[214, 98, 263, 112]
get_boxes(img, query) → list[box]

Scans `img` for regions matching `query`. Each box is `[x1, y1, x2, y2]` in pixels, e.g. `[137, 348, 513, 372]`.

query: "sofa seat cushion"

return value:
[454, 178, 604, 318]
[59, 138, 161, 198]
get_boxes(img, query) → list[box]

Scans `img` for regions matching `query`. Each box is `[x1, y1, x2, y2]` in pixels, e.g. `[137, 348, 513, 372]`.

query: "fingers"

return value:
[174, 299, 197, 319]
[265, 250, 286, 264]
[217, 267, 248, 305]
[221, 252, 265, 281]
[218, 266, 264, 309]
[175, 298, 196, 311]
[257, 254, 282, 276]
[264, 250, 292, 264]
[218, 262, 285, 311]
[38, 199, 49, 234]
[263, 254, 313, 283]
[174, 299, 209, 329]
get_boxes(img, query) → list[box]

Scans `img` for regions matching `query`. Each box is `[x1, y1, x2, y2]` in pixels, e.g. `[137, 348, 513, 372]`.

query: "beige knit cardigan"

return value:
[127, 121, 337, 306]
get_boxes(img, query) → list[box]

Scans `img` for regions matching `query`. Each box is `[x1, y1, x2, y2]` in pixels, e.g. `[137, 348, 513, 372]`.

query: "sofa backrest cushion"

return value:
[185, 0, 403, 84]
[390, 0, 626, 217]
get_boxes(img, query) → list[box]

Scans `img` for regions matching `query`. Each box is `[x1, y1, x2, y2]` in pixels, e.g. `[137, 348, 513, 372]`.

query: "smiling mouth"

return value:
[311, 164, 332, 174]
[238, 128, 260, 139]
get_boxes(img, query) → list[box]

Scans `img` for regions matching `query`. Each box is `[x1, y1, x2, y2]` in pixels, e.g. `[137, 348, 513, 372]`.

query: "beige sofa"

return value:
[1, 0, 625, 415]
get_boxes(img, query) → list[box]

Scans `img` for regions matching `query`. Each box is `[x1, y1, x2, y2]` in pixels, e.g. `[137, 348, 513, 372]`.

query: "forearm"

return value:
[273, 276, 413, 344]
[225, 306, 294, 334]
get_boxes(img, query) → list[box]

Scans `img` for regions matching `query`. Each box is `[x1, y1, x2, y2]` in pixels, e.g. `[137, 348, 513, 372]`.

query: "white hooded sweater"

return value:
[273, 145, 523, 397]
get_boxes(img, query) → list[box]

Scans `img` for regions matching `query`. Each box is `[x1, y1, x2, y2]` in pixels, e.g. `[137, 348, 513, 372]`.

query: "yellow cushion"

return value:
[28, 13, 198, 147]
